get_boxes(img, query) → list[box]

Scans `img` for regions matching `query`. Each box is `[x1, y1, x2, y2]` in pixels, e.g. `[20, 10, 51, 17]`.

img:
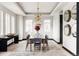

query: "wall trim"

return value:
[51, 39, 60, 44]
[62, 46, 76, 56]
[19, 39, 25, 41]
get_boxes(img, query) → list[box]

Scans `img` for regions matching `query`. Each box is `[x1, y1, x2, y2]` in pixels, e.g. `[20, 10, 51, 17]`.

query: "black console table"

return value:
[0, 37, 12, 51]
[7, 35, 19, 44]
[0, 35, 19, 51]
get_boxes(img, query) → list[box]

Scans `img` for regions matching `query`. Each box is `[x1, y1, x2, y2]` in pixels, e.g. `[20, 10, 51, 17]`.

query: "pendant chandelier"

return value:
[35, 2, 41, 31]
[35, 2, 41, 22]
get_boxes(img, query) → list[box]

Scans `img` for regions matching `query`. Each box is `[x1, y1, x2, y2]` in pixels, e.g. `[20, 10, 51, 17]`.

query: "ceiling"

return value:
[18, 2, 59, 14]
[0, 2, 61, 15]
[0, 2, 76, 16]
[0, 2, 26, 15]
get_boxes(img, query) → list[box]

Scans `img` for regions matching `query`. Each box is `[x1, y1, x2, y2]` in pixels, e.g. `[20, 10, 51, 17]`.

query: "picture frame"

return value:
[71, 5, 76, 20]
[64, 10, 71, 22]
[64, 24, 71, 36]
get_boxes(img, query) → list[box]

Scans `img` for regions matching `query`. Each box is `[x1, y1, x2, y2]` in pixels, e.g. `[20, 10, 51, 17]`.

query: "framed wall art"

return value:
[64, 10, 71, 22]
[64, 24, 71, 36]
[71, 5, 76, 20]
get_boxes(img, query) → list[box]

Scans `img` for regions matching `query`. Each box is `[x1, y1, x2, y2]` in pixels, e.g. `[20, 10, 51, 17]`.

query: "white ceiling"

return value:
[0, 2, 26, 15]
[0, 2, 60, 15]
[18, 2, 59, 14]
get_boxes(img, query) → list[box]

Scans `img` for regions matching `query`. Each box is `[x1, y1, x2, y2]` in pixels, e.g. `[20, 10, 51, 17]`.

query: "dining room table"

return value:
[27, 35, 49, 51]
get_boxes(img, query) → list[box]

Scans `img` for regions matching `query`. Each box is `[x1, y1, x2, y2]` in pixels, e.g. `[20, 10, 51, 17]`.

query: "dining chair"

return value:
[42, 35, 49, 50]
[34, 38, 41, 50]
[45, 35, 49, 50]
[26, 34, 30, 49]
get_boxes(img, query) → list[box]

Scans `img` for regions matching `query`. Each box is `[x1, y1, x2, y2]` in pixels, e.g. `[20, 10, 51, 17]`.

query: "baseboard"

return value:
[19, 38, 28, 41]
[22, 38, 27, 40]
[48, 39, 54, 40]
[51, 39, 76, 56]
[51, 39, 60, 44]
[19, 40, 25, 41]
[62, 46, 76, 56]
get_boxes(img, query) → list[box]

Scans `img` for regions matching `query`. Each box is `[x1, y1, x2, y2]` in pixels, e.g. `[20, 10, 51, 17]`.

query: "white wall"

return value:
[52, 2, 77, 55]
[63, 2, 77, 55]
[51, 3, 67, 43]
[53, 12, 60, 42]
[16, 15, 24, 40]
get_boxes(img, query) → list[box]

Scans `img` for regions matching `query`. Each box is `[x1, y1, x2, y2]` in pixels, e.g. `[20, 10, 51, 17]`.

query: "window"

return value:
[0, 11, 4, 35]
[11, 16, 15, 33]
[5, 13, 10, 35]
[44, 20, 51, 34]
[25, 20, 33, 34]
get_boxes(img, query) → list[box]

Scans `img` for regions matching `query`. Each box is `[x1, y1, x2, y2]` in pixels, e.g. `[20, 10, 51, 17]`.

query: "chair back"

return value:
[34, 38, 41, 44]
[26, 34, 30, 40]
[45, 35, 48, 40]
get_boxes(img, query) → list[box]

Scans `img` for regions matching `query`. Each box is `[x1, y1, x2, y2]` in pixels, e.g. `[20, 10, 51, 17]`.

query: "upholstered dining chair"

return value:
[34, 38, 42, 51]
[42, 35, 49, 50]
[45, 35, 48, 43]
[26, 34, 30, 49]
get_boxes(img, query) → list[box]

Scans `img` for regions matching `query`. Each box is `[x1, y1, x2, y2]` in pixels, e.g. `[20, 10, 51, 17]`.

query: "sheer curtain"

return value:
[11, 16, 15, 34]
[5, 13, 10, 35]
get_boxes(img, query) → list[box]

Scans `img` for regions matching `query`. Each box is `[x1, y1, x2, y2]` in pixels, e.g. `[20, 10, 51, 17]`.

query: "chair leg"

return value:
[39, 44, 41, 50]
[46, 42, 49, 50]
[34, 44, 41, 51]
[34, 45, 36, 52]
[34, 44, 35, 50]
[30, 43, 32, 51]
[26, 42, 29, 48]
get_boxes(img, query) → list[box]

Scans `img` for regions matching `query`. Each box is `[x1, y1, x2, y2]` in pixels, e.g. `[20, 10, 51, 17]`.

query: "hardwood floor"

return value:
[0, 40, 72, 56]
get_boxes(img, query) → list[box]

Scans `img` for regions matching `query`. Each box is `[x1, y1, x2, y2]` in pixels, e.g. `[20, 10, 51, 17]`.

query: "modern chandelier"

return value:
[35, 2, 41, 31]
[35, 2, 41, 22]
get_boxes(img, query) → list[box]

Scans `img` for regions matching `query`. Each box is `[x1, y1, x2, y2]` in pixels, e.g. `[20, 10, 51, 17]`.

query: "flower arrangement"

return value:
[35, 25, 40, 31]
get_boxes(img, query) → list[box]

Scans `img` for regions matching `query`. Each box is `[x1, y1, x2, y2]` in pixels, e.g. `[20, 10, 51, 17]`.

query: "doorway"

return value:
[60, 15, 63, 44]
